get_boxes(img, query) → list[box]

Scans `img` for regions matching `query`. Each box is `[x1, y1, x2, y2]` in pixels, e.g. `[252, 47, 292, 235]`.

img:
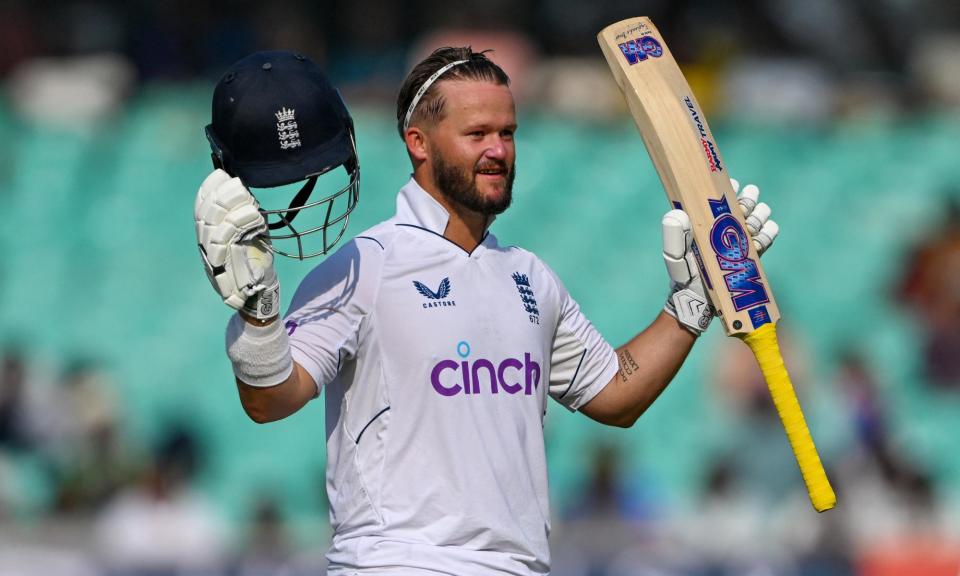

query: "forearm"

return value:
[227, 312, 317, 423]
[582, 310, 696, 427]
[236, 362, 317, 423]
[197, 169, 323, 424]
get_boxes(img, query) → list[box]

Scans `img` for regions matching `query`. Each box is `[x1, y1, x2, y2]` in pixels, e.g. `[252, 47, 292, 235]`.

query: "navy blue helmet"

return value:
[206, 50, 359, 259]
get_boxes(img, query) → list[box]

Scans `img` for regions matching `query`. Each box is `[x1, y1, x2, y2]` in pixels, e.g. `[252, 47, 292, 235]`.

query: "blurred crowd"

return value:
[6, 329, 960, 575]
[0, 347, 326, 575]
[549, 324, 960, 576]
[2, 0, 960, 126]
[2, 0, 960, 575]
[895, 196, 960, 390]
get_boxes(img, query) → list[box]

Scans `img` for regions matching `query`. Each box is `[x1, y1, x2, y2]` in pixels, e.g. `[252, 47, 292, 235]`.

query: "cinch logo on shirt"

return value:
[430, 341, 541, 397]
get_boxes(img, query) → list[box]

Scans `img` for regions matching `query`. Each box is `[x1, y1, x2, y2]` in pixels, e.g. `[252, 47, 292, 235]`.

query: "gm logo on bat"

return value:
[707, 196, 771, 313]
[618, 35, 663, 64]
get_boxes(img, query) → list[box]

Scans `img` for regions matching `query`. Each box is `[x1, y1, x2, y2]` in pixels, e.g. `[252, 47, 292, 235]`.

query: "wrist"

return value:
[665, 287, 713, 335]
[226, 313, 293, 387]
[240, 280, 281, 321]
[238, 310, 278, 326]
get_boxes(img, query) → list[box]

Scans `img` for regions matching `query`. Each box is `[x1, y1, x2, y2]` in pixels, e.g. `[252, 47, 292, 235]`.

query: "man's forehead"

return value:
[437, 80, 513, 104]
[436, 80, 515, 119]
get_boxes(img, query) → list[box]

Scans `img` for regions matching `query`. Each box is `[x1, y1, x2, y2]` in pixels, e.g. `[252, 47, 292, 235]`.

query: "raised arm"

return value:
[229, 315, 319, 423]
[580, 311, 694, 427]
[195, 169, 317, 423]
[581, 179, 778, 427]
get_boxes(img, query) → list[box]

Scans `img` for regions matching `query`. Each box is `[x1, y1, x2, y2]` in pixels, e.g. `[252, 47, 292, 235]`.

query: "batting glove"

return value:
[663, 178, 779, 335]
[194, 169, 281, 320]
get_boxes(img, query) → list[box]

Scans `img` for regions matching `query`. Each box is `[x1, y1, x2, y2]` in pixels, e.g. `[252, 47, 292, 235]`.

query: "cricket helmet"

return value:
[205, 50, 359, 259]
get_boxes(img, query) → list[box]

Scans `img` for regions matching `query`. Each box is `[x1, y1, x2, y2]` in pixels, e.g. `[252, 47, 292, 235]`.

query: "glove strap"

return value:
[665, 288, 714, 335]
[241, 281, 280, 321]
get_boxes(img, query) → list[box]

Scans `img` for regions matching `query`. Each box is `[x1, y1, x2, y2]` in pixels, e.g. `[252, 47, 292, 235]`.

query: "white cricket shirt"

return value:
[285, 178, 619, 575]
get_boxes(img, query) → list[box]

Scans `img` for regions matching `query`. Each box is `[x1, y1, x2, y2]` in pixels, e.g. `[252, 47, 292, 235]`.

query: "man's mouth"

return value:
[476, 163, 507, 178]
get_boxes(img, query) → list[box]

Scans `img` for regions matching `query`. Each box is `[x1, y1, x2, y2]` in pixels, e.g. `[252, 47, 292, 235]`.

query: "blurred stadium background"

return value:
[2, 1, 960, 575]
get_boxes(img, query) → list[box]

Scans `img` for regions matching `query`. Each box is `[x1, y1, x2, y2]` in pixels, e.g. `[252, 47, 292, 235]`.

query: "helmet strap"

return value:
[266, 176, 317, 230]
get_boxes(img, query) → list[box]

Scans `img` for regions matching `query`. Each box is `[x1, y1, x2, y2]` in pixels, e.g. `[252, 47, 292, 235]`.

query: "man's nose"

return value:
[484, 137, 507, 159]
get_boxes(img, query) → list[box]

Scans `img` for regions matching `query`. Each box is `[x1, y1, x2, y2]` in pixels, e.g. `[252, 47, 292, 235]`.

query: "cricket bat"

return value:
[598, 17, 836, 512]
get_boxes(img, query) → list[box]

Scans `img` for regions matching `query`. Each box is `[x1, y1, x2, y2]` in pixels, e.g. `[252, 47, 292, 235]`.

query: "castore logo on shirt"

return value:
[430, 340, 541, 397]
[413, 277, 457, 309]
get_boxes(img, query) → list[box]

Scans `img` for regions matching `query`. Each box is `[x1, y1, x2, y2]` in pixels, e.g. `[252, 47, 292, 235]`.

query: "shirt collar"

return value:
[395, 177, 450, 235]
[395, 177, 497, 236]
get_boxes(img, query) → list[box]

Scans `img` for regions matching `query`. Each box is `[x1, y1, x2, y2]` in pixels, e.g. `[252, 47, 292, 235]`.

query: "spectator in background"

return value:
[895, 195, 960, 390]
[39, 359, 118, 456]
[233, 495, 296, 576]
[551, 443, 658, 576]
[0, 1, 39, 76]
[13, 357, 139, 517]
[51, 416, 140, 516]
[855, 470, 960, 576]
[710, 324, 814, 504]
[94, 425, 228, 574]
[0, 347, 32, 451]
[673, 457, 772, 576]
[830, 347, 960, 574]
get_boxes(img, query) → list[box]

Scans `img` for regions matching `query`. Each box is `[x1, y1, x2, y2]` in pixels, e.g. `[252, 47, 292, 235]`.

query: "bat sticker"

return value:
[618, 36, 664, 65]
[683, 97, 723, 172]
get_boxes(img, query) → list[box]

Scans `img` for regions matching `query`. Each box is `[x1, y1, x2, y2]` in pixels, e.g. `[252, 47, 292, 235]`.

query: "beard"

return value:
[433, 151, 515, 216]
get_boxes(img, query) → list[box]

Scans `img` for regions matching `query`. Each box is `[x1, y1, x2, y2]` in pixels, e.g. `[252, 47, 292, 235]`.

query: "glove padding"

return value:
[663, 178, 780, 335]
[194, 169, 280, 320]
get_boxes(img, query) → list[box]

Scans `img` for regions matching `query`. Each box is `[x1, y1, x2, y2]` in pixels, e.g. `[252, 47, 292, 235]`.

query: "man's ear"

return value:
[405, 127, 429, 163]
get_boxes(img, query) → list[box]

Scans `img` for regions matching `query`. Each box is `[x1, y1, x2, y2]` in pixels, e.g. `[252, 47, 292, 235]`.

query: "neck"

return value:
[413, 173, 487, 252]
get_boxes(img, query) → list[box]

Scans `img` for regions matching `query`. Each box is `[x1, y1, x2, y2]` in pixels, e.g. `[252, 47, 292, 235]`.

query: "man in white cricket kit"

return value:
[195, 48, 780, 575]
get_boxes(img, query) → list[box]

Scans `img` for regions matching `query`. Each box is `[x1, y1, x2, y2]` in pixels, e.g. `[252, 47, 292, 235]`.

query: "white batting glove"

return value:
[730, 178, 779, 256]
[194, 169, 280, 320]
[663, 178, 780, 335]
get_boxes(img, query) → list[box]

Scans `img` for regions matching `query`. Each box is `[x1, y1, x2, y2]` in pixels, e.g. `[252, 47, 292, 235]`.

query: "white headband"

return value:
[402, 59, 470, 132]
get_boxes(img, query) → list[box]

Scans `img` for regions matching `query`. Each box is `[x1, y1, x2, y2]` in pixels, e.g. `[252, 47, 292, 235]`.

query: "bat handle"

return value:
[739, 323, 837, 512]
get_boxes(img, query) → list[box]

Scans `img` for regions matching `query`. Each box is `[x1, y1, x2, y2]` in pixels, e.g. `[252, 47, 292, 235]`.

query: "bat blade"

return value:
[598, 17, 776, 336]
[598, 17, 836, 512]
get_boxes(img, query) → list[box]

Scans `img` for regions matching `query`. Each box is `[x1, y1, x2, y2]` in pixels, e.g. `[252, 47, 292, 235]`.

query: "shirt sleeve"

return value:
[283, 237, 385, 394]
[542, 262, 619, 412]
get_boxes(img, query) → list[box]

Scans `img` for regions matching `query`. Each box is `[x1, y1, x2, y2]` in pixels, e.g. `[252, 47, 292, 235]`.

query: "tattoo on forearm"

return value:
[618, 349, 639, 382]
